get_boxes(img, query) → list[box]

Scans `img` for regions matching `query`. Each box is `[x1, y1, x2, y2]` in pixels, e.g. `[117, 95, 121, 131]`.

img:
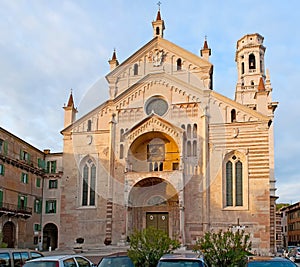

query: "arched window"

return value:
[241, 62, 245, 74]
[187, 124, 191, 139]
[156, 27, 160, 36]
[82, 159, 96, 206]
[193, 124, 197, 138]
[231, 109, 236, 122]
[225, 155, 243, 207]
[120, 129, 124, 142]
[187, 141, 191, 157]
[133, 63, 138, 75]
[249, 54, 256, 69]
[87, 120, 92, 132]
[176, 58, 182, 71]
[120, 144, 124, 159]
[192, 141, 197, 157]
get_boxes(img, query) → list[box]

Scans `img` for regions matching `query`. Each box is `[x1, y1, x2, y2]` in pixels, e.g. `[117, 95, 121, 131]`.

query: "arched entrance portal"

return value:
[42, 223, 58, 251]
[128, 177, 180, 238]
[2, 221, 15, 248]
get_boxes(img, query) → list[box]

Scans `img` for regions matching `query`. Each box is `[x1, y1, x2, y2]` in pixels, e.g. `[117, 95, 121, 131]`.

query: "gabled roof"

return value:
[106, 36, 212, 82]
[124, 112, 183, 138]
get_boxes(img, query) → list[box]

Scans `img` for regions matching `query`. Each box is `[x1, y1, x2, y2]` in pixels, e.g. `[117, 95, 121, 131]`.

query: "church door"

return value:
[146, 212, 168, 234]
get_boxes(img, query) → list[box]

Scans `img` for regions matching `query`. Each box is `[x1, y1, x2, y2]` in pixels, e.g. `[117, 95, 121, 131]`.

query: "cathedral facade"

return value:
[60, 10, 278, 254]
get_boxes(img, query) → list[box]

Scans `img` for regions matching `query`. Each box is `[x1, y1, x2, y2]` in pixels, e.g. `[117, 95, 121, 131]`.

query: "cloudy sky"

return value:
[0, 0, 299, 204]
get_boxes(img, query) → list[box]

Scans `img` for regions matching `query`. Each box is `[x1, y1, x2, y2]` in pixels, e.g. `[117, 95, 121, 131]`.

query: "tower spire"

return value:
[63, 89, 77, 128]
[108, 48, 119, 71]
[200, 36, 211, 61]
[152, 2, 165, 38]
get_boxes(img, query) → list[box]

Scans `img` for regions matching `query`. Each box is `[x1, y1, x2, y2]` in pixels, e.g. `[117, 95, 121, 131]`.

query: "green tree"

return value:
[0, 231, 7, 248]
[127, 227, 180, 267]
[193, 229, 252, 267]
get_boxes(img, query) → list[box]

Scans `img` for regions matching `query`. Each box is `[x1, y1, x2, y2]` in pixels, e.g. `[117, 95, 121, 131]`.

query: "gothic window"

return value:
[225, 154, 244, 207]
[133, 63, 138, 75]
[82, 159, 96, 206]
[249, 54, 256, 69]
[187, 141, 191, 157]
[192, 141, 197, 157]
[120, 129, 124, 142]
[231, 109, 236, 122]
[120, 144, 124, 159]
[87, 120, 92, 131]
[176, 58, 182, 71]
[193, 124, 197, 138]
[187, 124, 191, 139]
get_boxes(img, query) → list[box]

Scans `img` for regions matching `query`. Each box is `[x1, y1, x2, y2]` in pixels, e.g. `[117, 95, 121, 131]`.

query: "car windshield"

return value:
[98, 257, 134, 267]
[24, 261, 58, 267]
[157, 261, 204, 267]
[248, 261, 296, 266]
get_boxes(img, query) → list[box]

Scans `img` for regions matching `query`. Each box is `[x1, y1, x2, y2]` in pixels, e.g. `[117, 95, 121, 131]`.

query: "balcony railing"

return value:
[0, 202, 32, 218]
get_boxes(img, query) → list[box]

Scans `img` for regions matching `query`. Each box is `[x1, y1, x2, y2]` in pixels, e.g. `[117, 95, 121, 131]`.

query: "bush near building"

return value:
[193, 229, 252, 267]
[127, 227, 180, 267]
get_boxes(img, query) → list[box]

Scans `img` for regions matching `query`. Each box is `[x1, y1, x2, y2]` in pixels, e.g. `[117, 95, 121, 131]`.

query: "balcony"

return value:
[0, 202, 32, 219]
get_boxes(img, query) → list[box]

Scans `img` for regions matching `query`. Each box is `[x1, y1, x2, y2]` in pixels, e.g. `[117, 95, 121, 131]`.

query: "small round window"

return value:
[145, 97, 168, 116]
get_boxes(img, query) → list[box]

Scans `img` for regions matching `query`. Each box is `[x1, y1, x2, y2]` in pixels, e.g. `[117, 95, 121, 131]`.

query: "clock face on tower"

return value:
[145, 96, 168, 116]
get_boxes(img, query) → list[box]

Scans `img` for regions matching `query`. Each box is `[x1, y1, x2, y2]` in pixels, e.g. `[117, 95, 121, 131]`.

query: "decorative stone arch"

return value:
[42, 222, 58, 251]
[2, 221, 15, 248]
[126, 177, 181, 238]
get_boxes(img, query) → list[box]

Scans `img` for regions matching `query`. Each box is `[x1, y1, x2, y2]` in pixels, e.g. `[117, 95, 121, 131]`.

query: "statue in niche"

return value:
[153, 49, 164, 67]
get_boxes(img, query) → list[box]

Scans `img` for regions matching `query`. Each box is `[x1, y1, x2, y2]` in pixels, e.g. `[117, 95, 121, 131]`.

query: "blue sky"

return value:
[0, 0, 299, 204]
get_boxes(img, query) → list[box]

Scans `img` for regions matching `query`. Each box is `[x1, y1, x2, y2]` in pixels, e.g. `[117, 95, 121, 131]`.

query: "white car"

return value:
[157, 253, 207, 267]
[23, 255, 96, 267]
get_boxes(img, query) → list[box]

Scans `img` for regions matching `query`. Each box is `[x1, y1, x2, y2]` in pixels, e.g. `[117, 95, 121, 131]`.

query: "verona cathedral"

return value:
[58, 8, 278, 254]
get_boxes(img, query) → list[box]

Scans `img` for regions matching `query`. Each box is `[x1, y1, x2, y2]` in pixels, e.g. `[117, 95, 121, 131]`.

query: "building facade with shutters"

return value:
[0, 127, 62, 250]
[59, 10, 278, 255]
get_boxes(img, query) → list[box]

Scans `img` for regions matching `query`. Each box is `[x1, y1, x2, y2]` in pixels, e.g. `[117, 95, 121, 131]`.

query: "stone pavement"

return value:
[42, 245, 130, 264]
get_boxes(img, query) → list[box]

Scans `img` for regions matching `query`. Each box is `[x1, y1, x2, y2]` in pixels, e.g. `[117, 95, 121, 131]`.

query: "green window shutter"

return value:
[45, 201, 49, 213]
[39, 200, 42, 213]
[24, 195, 27, 208]
[54, 200, 57, 213]
[38, 158, 45, 169]
[52, 161, 57, 173]
[17, 195, 21, 209]
[36, 177, 41, 187]
[0, 164, 4, 175]
[26, 174, 28, 184]
[27, 153, 31, 163]
[0, 190, 3, 207]
[3, 141, 8, 155]
[46, 161, 50, 173]
[20, 149, 23, 160]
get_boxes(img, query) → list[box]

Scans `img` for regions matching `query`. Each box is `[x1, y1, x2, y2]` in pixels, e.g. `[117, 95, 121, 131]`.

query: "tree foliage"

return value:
[193, 229, 252, 267]
[0, 232, 7, 248]
[127, 227, 180, 267]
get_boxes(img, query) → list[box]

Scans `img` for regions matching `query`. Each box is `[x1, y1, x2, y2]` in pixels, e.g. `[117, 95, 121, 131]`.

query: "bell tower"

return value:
[152, 3, 165, 38]
[235, 33, 266, 107]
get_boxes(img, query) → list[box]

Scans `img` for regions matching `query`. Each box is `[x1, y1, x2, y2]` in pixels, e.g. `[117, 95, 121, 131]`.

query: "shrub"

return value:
[128, 227, 180, 267]
[193, 229, 252, 267]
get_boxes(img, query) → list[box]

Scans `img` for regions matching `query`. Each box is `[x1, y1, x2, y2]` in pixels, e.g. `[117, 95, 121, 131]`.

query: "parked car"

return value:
[0, 249, 43, 267]
[287, 247, 300, 262]
[97, 255, 134, 267]
[246, 256, 297, 266]
[23, 255, 95, 267]
[157, 253, 207, 267]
